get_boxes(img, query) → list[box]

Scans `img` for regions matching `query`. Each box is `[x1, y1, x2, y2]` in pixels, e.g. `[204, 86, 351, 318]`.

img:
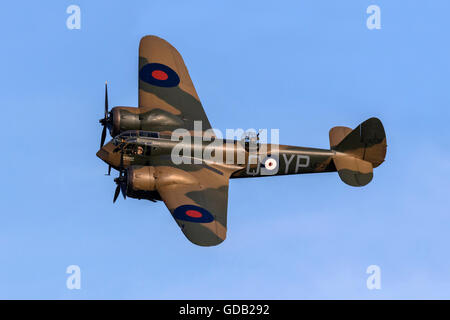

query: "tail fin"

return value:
[329, 117, 387, 187]
[329, 126, 352, 149]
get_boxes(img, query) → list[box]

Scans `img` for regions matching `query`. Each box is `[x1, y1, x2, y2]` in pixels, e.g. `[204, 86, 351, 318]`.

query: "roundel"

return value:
[264, 157, 278, 171]
[173, 205, 215, 223]
[139, 63, 180, 87]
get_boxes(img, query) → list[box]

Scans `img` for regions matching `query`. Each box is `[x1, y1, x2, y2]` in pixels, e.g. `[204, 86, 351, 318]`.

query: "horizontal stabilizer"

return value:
[333, 154, 373, 187]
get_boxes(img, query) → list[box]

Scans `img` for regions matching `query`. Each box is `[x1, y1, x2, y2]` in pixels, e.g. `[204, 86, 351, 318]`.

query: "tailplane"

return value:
[329, 117, 387, 187]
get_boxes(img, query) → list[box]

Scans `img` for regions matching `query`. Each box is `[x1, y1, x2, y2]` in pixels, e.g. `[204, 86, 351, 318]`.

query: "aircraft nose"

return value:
[96, 148, 109, 162]
[96, 141, 121, 168]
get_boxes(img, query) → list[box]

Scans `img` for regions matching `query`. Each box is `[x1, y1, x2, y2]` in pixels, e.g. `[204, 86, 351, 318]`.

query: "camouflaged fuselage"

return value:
[97, 137, 337, 179]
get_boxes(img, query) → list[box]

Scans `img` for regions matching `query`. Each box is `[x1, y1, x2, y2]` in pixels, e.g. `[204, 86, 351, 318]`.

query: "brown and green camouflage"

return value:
[97, 36, 387, 246]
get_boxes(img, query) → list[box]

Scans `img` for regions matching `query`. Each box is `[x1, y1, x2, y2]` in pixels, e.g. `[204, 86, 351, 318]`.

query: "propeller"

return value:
[98, 82, 127, 198]
[99, 81, 111, 148]
[113, 172, 127, 203]
[113, 148, 127, 203]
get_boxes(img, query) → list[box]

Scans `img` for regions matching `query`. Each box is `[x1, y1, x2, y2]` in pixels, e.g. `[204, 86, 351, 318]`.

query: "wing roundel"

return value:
[138, 35, 213, 133]
[154, 162, 233, 247]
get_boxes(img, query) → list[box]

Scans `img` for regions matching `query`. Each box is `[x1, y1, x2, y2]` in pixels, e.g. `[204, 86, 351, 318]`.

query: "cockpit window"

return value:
[139, 131, 160, 138]
[119, 131, 138, 138]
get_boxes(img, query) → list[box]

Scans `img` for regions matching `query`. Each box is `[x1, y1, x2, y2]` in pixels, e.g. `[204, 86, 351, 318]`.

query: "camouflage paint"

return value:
[96, 36, 387, 246]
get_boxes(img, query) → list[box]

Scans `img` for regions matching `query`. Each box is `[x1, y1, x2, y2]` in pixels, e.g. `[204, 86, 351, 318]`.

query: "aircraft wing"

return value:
[153, 158, 236, 246]
[138, 35, 213, 133]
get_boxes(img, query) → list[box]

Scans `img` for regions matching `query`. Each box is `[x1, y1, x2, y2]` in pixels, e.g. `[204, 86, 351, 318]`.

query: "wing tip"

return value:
[187, 234, 226, 247]
[177, 220, 227, 247]
[139, 35, 174, 50]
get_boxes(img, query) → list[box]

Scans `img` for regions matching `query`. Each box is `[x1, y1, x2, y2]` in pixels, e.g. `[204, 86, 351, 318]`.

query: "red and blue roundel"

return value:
[139, 63, 180, 87]
[173, 205, 214, 223]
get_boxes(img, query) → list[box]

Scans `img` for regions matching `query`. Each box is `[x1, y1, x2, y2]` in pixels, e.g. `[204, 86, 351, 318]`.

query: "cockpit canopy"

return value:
[116, 130, 160, 139]
[112, 130, 160, 147]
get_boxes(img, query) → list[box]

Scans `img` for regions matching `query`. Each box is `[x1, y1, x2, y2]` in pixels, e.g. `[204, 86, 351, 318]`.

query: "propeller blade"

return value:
[100, 81, 110, 149]
[120, 182, 127, 200]
[107, 165, 111, 176]
[113, 184, 120, 203]
[104, 81, 108, 118]
[100, 126, 107, 148]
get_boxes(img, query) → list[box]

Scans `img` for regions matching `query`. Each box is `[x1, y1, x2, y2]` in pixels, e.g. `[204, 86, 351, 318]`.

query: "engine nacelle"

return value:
[110, 106, 184, 137]
[110, 107, 140, 137]
[125, 166, 160, 201]
[127, 166, 156, 192]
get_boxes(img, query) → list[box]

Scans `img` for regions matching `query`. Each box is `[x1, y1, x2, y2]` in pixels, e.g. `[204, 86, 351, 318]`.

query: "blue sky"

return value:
[1, 0, 449, 299]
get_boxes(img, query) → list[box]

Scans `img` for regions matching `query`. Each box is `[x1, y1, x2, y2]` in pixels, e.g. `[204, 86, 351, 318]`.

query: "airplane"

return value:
[96, 35, 387, 246]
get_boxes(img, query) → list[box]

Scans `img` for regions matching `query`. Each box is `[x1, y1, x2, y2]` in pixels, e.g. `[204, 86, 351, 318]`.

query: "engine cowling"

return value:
[110, 107, 140, 137]
[109, 106, 185, 137]
[124, 166, 160, 201]
[127, 166, 156, 192]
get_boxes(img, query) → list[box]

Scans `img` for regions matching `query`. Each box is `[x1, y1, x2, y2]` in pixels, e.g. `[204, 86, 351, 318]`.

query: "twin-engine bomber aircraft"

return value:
[97, 35, 387, 246]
